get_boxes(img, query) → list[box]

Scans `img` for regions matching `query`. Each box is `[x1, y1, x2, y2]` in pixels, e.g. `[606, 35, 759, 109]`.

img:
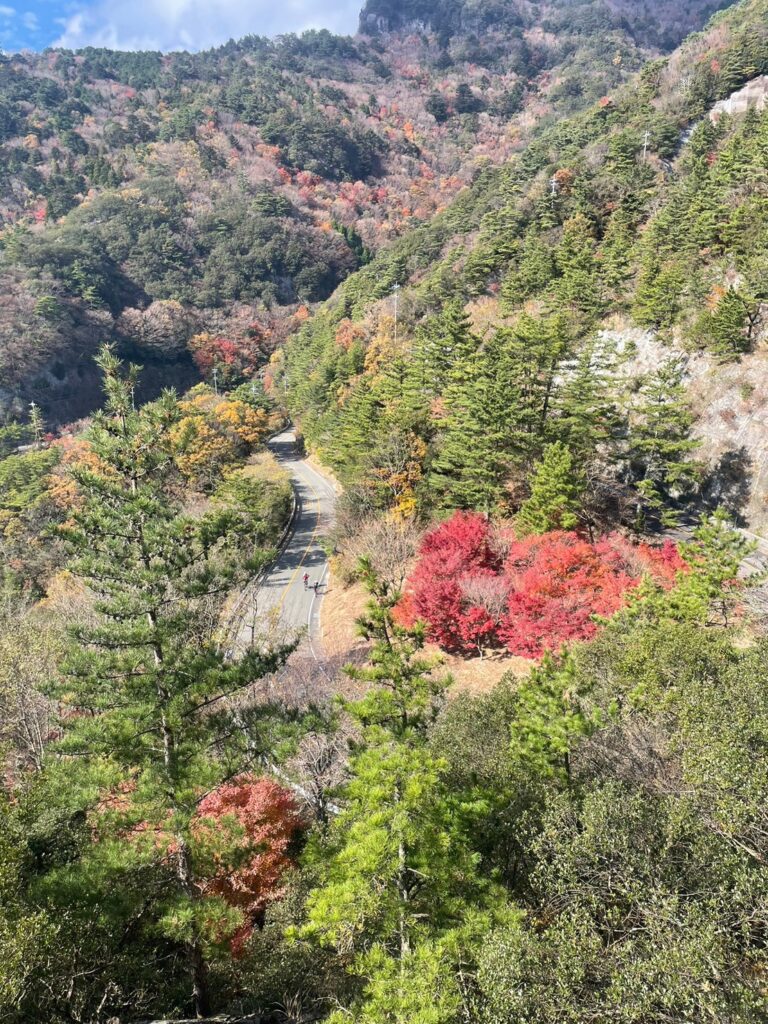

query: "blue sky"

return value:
[0, 0, 361, 52]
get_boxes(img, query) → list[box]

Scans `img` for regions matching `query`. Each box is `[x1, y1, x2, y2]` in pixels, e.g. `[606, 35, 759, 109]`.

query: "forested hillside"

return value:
[281, 0, 768, 534]
[0, 0, 724, 422]
[6, 2, 768, 1024]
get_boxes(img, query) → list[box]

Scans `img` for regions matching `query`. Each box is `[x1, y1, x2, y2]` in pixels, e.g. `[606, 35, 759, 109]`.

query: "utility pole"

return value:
[29, 402, 44, 446]
[549, 175, 558, 206]
[393, 282, 400, 347]
[642, 129, 651, 163]
[213, 366, 219, 396]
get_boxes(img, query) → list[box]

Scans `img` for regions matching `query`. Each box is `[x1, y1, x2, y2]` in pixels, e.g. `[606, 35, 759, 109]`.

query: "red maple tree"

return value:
[194, 775, 306, 954]
[402, 513, 684, 660]
[403, 511, 499, 650]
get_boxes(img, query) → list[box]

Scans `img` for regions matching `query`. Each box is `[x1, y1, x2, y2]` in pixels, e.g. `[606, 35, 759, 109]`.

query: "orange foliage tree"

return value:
[194, 776, 306, 954]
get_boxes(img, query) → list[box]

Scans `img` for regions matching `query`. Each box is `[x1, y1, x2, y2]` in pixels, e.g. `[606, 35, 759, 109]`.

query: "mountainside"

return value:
[360, 0, 732, 47]
[280, 0, 768, 534]
[0, 0, 726, 422]
[8, 5, 768, 1024]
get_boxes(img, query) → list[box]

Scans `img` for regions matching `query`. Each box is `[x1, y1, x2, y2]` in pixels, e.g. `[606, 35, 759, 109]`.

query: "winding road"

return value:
[231, 426, 337, 658]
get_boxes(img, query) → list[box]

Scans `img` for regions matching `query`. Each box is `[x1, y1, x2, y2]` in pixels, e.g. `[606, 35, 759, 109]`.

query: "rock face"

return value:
[711, 75, 768, 120]
[601, 324, 768, 533]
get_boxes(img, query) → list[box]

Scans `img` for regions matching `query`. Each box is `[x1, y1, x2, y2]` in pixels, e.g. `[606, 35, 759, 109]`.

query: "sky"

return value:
[0, 0, 361, 53]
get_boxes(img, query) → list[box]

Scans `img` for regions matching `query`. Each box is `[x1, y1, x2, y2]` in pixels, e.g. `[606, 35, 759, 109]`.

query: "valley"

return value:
[4, 2, 768, 1023]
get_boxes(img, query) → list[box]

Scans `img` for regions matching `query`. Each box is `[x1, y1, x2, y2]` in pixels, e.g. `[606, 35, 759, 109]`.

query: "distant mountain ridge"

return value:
[359, 0, 734, 47]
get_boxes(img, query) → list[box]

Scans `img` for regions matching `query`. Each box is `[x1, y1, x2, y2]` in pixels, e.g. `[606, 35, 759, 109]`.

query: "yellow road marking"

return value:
[274, 469, 323, 615]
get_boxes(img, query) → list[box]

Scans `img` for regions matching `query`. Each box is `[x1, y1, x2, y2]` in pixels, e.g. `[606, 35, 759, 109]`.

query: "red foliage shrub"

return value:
[194, 775, 306, 954]
[403, 511, 499, 651]
[402, 513, 684, 660]
[499, 532, 683, 658]
[189, 323, 271, 384]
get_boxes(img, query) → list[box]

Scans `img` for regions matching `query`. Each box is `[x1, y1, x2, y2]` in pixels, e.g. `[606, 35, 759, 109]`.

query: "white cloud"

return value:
[22, 10, 37, 30]
[0, 6, 15, 19]
[53, 0, 361, 52]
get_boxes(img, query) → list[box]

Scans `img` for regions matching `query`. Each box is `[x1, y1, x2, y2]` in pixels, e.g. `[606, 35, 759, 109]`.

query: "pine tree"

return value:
[601, 205, 635, 293]
[506, 312, 571, 440]
[411, 298, 477, 396]
[430, 314, 571, 514]
[607, 130, 640, 180]
[554, 213, 604, 321]
[500, 226, 556, 311]
[709, 287, 751, 357]
[28, 402, 44, 446]
[430, 337, 510, 514]
[54, 348, 290, 1016]
[666, 510, 754, 627]
[629, 359, 699, 527]
[334, 378, 383, 479]
[509, 654, 598, 783]
[621, 511, 753, 629]
[374, 353, 430, 427]
[554, 334, 624, 460]
[299, 565, 497, 1022]
[516, 442, 584, 535]
[632, 254, 686, 329]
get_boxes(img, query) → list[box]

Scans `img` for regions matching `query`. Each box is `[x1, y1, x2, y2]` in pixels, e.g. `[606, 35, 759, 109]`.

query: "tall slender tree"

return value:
[300, 564, 498, 1022]
[629, 359, 699, 526]
[56, 347, 290, 1016]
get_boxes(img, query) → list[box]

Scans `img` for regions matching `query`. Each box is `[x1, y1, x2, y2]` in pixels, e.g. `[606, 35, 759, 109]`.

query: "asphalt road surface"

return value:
[232, 426, 337, 657]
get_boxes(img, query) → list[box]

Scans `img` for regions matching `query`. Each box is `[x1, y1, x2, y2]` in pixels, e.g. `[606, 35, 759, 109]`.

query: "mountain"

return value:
[8, 6, 768, 1024]
[0, 0, 728, 423]
[360, 0, 732, 48]
[280, 0, 768, 533]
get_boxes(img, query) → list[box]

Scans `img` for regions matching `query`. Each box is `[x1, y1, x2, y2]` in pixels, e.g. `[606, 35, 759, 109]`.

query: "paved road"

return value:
[232, 427, 337, 657]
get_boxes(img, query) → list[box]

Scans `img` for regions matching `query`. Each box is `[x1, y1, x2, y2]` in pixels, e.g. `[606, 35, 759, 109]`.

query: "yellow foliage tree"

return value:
[171, 416, 238, 488]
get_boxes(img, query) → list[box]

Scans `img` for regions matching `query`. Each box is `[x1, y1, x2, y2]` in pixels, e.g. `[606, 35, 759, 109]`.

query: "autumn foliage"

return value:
[401, 512, 685, 658]
[194, 776, 306, 954]
[171, 389, 272, 487]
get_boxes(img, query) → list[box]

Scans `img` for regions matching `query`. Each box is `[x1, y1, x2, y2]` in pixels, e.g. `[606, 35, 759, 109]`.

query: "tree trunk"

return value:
[176, 837, 211, 1018]
[398, 837, 411, 960]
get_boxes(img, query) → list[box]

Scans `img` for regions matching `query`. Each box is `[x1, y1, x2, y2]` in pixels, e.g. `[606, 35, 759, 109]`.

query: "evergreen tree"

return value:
[600, 205, 635, 293]
[52, 348, 290, 1016]
[554, 213, 604, 321]
[430, 315, 570, 514]
[629, 359, 699, 526]
[653, 510, 753, 627]
[500, 226, 556, 310]
[516, 441, 584, 535]
[299, 564, 498, 1022]
[374, 353, 430, 427]
[333, 378, 384, 479]
[28, 402, 44, 446]
[554, 334, 624, 460]
[506, 312, 571, 441]
[411, 299, 477, 396]
[632, 255, 686, 329]
[429, 335, 510, 514]
[607, 129, 639, 180]
[708, 287, 751, 357]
